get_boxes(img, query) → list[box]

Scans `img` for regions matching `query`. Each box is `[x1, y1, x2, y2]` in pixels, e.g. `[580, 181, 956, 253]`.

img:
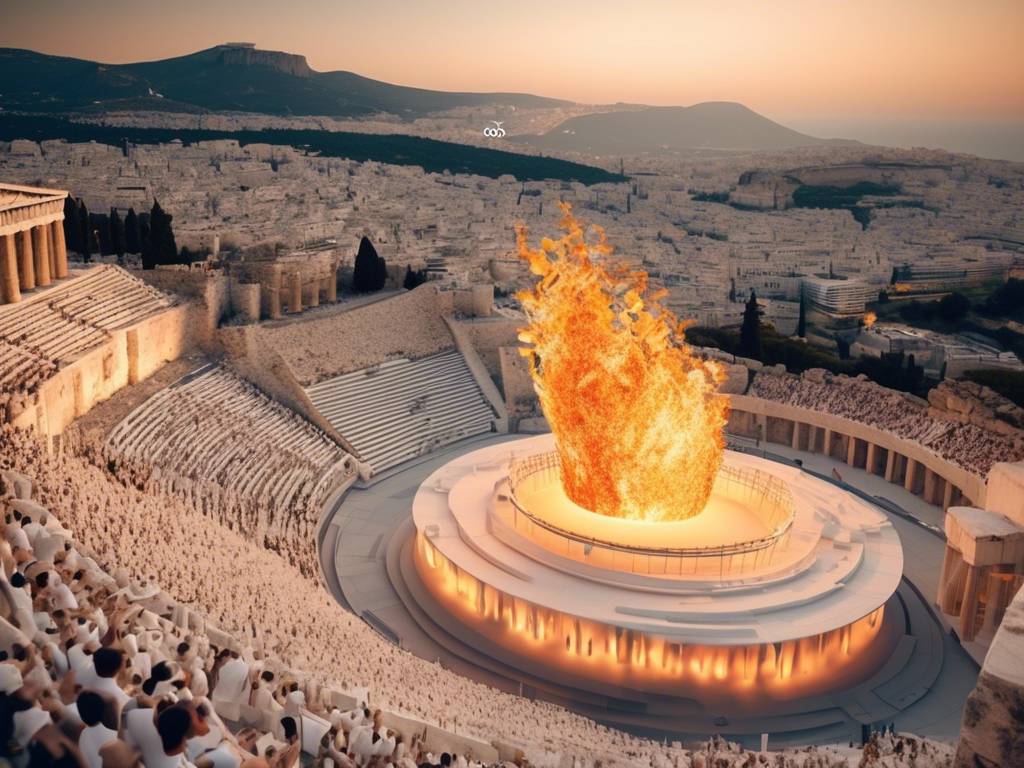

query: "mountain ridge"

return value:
[512, 101, 856, 153]
[0, 44, 571, 118]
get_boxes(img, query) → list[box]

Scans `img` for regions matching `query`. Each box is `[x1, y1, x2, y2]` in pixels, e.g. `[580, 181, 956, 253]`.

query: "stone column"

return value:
[846, 436, 857, 467]
[924, 469, 938, 505]
[866, 442, 878, 475]
[940, 550, 964, 615]
[306, 274, 320, 308]
[884, 450, 896, 483]
[942, 481, 955, 510]
[0, 234, 20, 304]
[50, 219, 68, 279]
[904, 459, 919, 494]
[289, 271, 303, 314]
[325, 265, 337, 302]
[823, 428, 833, 458]
[32, 224, 51, 287]
[790, 421, 801, 450]
[17, 229, 35, 291]
[938, 545, 956, 607]
[960, 564, 982, 641]
[267, 265, 282, 320]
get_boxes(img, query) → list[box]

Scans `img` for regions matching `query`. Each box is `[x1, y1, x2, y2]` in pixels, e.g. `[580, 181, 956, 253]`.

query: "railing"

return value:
[503, 451, 796, 577]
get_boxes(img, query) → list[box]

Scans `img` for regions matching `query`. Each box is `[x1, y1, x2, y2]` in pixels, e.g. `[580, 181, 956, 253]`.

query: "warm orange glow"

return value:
[415, 534, 891, 699]
[864, 310, 878, 328]
[516, 204, 728, 522]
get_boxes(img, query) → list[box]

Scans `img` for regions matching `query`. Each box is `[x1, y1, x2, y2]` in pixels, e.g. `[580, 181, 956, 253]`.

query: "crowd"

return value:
[99, 366, 358, 578]
[0, 424, 959, 766]
[748, 369, 1024, 476]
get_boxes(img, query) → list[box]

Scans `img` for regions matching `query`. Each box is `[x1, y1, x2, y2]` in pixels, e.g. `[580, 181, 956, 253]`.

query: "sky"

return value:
[4, 0, 1023, 159]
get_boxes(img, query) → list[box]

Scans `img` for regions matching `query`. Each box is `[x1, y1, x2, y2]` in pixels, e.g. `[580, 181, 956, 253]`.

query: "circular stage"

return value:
[402, 434, 904, 708]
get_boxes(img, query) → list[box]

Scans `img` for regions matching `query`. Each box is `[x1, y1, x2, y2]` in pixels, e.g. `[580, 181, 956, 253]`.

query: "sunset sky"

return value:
[4, 0, 1023, 157]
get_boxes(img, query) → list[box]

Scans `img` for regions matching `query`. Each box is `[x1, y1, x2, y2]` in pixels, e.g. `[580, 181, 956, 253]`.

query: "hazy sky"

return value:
[4, 0, 1023, 157]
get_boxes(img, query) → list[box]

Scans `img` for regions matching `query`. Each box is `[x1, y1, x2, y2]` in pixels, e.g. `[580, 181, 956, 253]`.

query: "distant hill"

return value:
[0, 114, 626, 186]
[0, 44, 570, 119]
[511, 102, 855, 153]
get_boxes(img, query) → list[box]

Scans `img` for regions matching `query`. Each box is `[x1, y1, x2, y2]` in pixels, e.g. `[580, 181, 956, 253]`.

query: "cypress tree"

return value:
[78, 201, 92, 263]
[124, 208, 141, 254]
[352, 236, 380, 293]
[147, 200, 177, 266]
[63, 196, 81, 255]
[109, 208, 126, 259]
[738, 291, 763, 360]
[373, 253, 388, 291]
[140, 219, 154, 270]
[796, 290, 806, 338]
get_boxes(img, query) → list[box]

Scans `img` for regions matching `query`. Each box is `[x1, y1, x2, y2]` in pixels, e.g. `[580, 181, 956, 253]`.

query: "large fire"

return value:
[516, 204, 728, 522]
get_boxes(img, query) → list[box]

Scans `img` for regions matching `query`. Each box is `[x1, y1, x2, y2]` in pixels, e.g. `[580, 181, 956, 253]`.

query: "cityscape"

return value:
[0, 3, 1022, 767]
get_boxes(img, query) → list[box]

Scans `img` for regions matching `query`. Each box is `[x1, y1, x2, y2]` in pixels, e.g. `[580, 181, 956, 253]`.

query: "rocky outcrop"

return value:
[955, 585, 1024, 767]
[928, 379, 1024, 436]
[216, 44, 312, 77]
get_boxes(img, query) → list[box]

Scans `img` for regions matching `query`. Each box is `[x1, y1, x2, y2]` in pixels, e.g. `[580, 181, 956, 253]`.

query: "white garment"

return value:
[86, 674, 132, 711]
[79, 723, 118, 768]
[211, 658, 249, 704]
[124, 707, 196, 768]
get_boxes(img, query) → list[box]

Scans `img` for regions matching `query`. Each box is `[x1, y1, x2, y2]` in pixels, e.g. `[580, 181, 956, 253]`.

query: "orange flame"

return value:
[516, 204, 728, 522]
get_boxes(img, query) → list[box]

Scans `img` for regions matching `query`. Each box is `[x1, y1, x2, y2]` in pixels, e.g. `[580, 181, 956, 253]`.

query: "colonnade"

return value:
[0, 185, 70, 305]
[733, 409, 969, 511]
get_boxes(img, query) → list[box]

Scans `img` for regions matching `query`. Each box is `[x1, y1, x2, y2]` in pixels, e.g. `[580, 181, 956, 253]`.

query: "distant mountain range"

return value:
[511, 102, 855, 153]
[0, 45, 854, 153]
[0, 44, 569, 118]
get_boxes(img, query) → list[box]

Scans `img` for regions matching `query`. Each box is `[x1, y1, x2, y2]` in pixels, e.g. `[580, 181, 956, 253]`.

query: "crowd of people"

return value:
[748, 369, 1024, 476]
[0, 424, 960, 766]
[98, 365, 359, 578]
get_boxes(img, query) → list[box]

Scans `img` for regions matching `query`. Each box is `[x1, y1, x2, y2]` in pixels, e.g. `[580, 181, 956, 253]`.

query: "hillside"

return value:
[512, 102, 855, 154]
[0, 114, 625, 185]
[0, 44, 570, 119]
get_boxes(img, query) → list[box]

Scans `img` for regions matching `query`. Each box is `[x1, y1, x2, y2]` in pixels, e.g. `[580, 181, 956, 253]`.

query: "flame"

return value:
[515, 204, 728, 522]
[863, 310, 877, 328]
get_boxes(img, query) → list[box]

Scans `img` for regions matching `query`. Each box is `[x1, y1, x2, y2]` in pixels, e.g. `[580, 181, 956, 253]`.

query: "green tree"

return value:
[124, 207, 141, 254]
[109, 208, 126, 259]
[352, 236, 385, 293]
[63, 196, 81, 255]
[738, 291, 763, 360]
[145, 200, 177, 268]
[78, 200, 92, 263]
[937, 292, 970, 321]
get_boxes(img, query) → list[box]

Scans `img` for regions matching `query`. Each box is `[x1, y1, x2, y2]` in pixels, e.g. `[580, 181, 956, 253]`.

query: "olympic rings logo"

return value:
[483, 121, 506, 138]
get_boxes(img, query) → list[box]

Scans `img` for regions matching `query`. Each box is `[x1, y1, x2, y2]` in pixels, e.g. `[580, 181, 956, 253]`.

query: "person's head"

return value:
[142, 661, 173, 695]
[93, 647, 124, 679]
[156, 706, 191, 755]
[281, 716, 298, 742]
[372, 732, 381, 745]
[176, 642, 189, 658]
[440, 753, 452, 768]
[9, 572, 26, 589]
[261, 670, 274, 683]
[77, 690, 105, 727]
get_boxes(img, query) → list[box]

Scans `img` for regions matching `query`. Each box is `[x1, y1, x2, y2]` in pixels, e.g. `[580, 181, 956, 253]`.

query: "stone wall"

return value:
[10, 305, 192, 437]
[256, 284, 455, 385]
[955, 584, 1024, 768]
[928, 378, 1024, 436]
[454, 317, 522, 380]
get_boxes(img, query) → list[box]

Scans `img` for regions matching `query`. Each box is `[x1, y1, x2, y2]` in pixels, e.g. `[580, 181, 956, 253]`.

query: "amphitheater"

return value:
[1, 186, 1022, 767]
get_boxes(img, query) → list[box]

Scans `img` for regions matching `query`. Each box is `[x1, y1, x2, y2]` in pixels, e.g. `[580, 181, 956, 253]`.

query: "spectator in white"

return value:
[212, 653, 249, 705]
[85, 647, 131, 713]
[77, 690, 118, 768]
